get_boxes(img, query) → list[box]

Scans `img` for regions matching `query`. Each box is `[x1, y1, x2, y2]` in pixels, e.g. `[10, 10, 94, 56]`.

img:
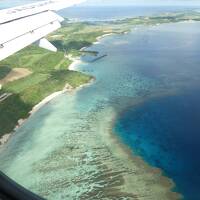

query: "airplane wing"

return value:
[0, 0, 85, 61]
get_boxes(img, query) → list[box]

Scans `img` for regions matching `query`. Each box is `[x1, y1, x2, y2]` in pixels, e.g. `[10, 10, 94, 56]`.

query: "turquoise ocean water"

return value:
[1, 6, 200, 198]
[1, 22, 200, 199]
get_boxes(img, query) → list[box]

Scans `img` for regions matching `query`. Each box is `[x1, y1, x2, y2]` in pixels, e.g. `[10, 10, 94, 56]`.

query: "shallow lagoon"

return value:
[1, 22, 200, 199]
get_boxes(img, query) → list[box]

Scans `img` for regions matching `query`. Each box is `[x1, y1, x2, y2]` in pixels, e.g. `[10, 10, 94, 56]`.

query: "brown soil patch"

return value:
[0, 68, 32, 85]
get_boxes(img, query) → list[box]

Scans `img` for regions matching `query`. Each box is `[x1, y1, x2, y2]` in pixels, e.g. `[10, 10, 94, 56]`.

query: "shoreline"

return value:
[0, 28, 107, 147]
[0, 31, 116, 147]
[80, 33, 115, 51]
[0, 83, 85, 148]
[66, 32, 181, 198]
[0, 30, 181, 198]
[67, 33, 181, 198]
[0, 43, 97, 148]
[0, 79, 93, 148]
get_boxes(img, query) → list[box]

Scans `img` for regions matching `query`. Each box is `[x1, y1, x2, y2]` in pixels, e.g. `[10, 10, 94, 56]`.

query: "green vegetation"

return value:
[0, 22, 105, 137]
[1, 11, 200, 137]
[113, 11, 200, 27]
[48, 22, 117, 56]
[0, 66, 11, 80]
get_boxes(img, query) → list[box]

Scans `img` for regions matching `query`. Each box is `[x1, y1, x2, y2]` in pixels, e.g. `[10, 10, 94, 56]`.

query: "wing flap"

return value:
[36, 38, 57, 52]
[0, 0, 86, 61]
[0, 11, 63, 45]
[0, 0, 85, 24]
[0, 20, 61, 61]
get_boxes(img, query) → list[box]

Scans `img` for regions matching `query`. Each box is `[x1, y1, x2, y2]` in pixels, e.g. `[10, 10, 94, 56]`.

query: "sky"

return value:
[1, 0, 200, 9]
[82, 0, 200, 6]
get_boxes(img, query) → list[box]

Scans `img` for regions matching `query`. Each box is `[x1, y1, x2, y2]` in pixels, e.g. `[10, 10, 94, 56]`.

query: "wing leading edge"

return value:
[0, 0, 85, 61]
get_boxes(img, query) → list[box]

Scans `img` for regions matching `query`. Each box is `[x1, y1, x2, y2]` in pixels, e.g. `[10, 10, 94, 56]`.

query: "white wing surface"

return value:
[0, 0, 85, 61]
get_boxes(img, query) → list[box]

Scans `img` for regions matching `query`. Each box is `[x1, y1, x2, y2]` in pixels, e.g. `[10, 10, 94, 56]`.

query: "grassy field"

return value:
[0, 22, 107, 137]
[1, 11, 200, 138]
[0, 20, 129, 137]
[48, 21, 126, 56]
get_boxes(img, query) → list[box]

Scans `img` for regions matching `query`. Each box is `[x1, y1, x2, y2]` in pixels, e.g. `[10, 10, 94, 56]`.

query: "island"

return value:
[1, 10, 200, 199]
[1, 11, 200, 141]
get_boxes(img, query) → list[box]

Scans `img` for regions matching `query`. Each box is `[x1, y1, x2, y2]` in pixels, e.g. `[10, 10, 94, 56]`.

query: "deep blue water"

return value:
[84, 22, 200, 199]
[1, 2, 200, 197]
[115, 64, 200, 199]
[76, 21, 200, 199]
